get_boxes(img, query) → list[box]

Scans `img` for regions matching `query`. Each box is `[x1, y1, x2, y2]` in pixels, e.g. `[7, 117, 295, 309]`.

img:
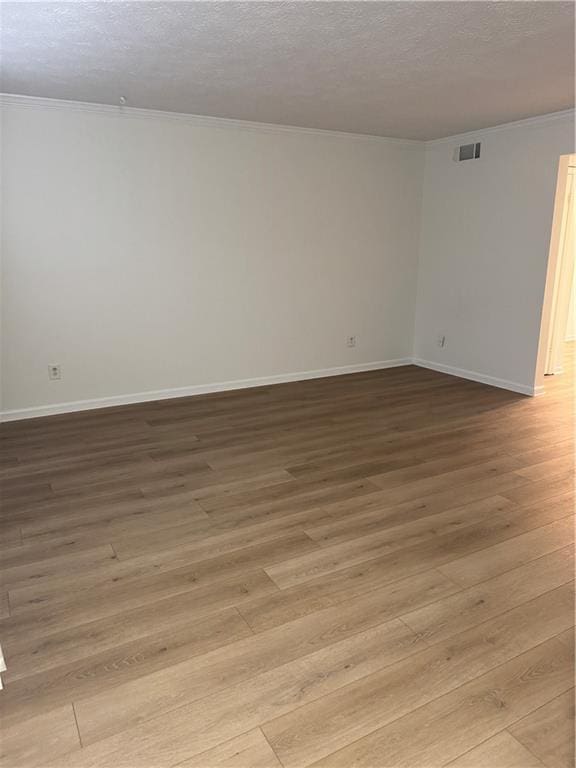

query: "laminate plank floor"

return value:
[0, 345, 574, 767]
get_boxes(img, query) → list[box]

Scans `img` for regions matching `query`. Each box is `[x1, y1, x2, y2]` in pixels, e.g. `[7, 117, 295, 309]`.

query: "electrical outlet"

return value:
[437, 334, 446, 348]
[346, 335, 357, 348]
[48, 364, 62, 381]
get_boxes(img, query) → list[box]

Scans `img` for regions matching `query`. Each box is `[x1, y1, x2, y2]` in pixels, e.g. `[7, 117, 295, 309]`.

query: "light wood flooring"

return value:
[0, 347, 574, 767]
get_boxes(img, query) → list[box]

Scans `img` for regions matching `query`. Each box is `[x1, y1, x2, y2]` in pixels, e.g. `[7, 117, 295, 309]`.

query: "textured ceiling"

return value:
[1, 1, 574, 140]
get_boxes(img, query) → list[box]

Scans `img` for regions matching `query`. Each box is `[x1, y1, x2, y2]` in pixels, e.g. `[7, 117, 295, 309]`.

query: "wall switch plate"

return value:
[346, 335, 357, 348]
[48, 364, 62, 380]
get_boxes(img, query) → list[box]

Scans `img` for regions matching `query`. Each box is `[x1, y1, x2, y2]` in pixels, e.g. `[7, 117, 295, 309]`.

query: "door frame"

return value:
[534, 153, 576, 390]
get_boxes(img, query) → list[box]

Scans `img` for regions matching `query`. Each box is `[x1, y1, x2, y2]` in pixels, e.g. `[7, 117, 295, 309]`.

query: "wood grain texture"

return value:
[0, 608, 252, 729]
[74, 569, 453, 745]
[177, 730, 282, 768]
[510, 690, 575, 768]
[0, 704, 80, 768]
[446, 731, 546, 768]
[307, 633, 574, 768]
[401, 546, 574, 645]
[439, 506, 575, 587]
[263, 586, 574, 768]
[0, 345, 573, 767]
[53, 618, 425, 766]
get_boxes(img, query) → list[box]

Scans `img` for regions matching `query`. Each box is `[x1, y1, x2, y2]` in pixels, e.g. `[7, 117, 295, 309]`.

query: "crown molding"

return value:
[427, 108, 575, 146]
[0, 93, 422, 149]
[2, 94, 571, 149]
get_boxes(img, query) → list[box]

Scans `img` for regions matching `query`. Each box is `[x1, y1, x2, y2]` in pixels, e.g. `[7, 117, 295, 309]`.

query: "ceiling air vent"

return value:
[455, 142, 481, 162]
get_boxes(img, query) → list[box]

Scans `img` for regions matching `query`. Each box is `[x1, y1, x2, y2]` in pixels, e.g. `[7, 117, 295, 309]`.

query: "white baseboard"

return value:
[0, 358, 412, 422]
[412, 358, 538, 397]
[0, 355, 544, 422]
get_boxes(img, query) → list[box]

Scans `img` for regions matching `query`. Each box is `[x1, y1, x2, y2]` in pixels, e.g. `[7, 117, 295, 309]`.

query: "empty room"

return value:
[0, 1, 574, 767]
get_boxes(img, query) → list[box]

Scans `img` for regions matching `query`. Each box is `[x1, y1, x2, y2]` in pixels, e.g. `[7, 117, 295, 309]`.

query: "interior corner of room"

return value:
[0, 101, 574, 420]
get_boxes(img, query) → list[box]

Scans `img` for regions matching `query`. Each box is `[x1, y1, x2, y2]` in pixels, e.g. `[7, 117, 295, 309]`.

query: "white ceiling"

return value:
[1, 1, 574, 140]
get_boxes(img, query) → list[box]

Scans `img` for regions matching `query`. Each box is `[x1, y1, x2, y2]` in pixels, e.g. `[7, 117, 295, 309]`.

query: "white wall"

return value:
[0, 100, 424, 416]
[414, 113, 574, 393]
[2, 100, 574, 418]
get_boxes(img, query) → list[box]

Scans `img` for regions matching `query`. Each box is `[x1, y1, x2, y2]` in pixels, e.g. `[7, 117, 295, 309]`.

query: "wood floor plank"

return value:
[280, 472, 531, 556]
[8, 531, 316, 616]
[60, 617, 423, 766]
[509, 690, 575, 768]
[511, 439, 574, 467]
[304, 494, 515, 547]
[177, 729, 283, 768]
[0, 608, 251, 730]
[401, 546, 574, 645]
[1, 489, 147, 526]
[515, 455, 573, 482]
[18, 495, 209, 543]
[439, 510, 575, 587]
[269, 496, 518, 589]
[204, 479, 383, 530]
[0, 347, 572, 768]
[1, 571, 276, 680]
[48, 458, 211, 493]
[141, 468, 294, 502]
[0, 590, 10, 619]
[368, 457, 525, 497]
[445, 731, 545, 767]
[501, 472, 573, 507]
[19, 503, 210, 549]
[262, 585, 574, 768]
[0, 525, 22, 550]
[242, 501, 571, 633]
[0, 539, 117, 575]
[74, 568, 455, 745]
[0, 544, 118, 594]
[8, 526, 306, 612]
[0, 704, 81, 768]
[287, 444, 506, 484]
[305, 633, 573, 768]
